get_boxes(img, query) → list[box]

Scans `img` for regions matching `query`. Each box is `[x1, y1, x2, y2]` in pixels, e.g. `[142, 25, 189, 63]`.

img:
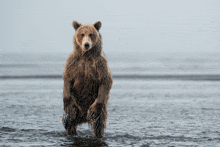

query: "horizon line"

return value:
[1, 74, 220, 81]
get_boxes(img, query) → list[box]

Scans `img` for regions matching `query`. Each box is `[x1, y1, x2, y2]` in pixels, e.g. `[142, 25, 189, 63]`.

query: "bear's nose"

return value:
[84, 42, 90, 49]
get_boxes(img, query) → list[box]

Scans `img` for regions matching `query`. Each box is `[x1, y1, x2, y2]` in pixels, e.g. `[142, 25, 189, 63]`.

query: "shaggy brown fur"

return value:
[62, 21, 113, 138]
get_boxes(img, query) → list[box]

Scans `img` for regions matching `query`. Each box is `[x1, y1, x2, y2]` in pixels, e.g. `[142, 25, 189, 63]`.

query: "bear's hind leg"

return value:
[88, 103, 107, 138]
[93, 114, 105, 138]
[67, 125, 77, 136]
[62, 106, 79, 136]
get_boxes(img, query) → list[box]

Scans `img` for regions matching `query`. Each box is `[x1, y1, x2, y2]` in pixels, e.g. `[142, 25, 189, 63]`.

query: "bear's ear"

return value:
[72, 20, 82, 30]
[94, 21, 102, 31]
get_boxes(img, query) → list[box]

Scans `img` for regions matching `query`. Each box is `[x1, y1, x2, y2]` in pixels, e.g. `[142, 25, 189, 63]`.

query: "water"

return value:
[1, 53, 220, 146]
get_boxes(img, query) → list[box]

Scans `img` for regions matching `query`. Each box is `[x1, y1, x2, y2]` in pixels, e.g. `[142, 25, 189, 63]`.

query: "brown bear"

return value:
[62, 20, 113, 138]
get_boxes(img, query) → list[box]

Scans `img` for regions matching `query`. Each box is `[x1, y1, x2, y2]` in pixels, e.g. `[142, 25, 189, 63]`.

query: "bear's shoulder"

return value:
[63, 52, 78, 80]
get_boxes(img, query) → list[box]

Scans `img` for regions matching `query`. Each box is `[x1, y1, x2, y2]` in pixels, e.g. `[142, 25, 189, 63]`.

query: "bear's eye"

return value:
[81, 34, 84, 37]
[89, 34, 93, 37]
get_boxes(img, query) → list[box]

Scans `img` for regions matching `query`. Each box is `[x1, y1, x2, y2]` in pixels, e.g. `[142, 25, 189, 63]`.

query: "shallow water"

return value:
[1, 78, 220, 146]
[1, 53, 220, 146]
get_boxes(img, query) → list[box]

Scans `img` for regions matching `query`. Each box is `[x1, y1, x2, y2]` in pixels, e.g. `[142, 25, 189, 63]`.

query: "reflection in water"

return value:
[64, 136, 108, 147]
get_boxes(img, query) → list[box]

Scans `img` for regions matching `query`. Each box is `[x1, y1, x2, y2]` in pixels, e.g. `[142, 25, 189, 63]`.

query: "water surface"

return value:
[1, 53, 220, 146]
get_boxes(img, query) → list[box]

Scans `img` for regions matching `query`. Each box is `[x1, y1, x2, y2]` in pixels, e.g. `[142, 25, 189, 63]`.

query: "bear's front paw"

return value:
[87, 103, 103, 122]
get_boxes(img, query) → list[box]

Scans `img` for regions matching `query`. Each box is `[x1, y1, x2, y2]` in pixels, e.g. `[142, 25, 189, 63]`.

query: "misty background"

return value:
[0, 0, 219, 53]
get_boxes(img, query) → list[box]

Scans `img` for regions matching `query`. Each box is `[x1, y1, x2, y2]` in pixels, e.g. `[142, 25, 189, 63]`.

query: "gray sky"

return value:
[0, 0, 219, 53]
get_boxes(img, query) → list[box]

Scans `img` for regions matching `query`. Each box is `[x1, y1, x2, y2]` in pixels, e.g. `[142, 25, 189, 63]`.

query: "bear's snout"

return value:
[84, 42, 90, 49]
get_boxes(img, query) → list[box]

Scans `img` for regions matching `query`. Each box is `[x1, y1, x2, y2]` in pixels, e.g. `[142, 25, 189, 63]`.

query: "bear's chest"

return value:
[74, 59, 99, 81]
[71, 59, 100, 100]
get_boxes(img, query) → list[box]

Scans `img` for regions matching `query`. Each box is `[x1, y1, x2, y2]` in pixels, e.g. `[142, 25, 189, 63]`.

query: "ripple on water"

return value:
[0, 127, 17, 132]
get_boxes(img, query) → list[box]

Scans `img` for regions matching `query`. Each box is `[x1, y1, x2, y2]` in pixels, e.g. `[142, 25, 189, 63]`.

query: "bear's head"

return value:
[73, 21, 102, 51]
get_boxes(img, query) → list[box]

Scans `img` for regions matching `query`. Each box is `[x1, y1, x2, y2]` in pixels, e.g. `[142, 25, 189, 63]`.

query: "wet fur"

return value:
[62, 21, 112, 138]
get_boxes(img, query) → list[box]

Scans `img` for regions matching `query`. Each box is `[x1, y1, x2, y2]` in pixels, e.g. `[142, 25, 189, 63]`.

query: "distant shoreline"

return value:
[1, 74, 220, 81]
